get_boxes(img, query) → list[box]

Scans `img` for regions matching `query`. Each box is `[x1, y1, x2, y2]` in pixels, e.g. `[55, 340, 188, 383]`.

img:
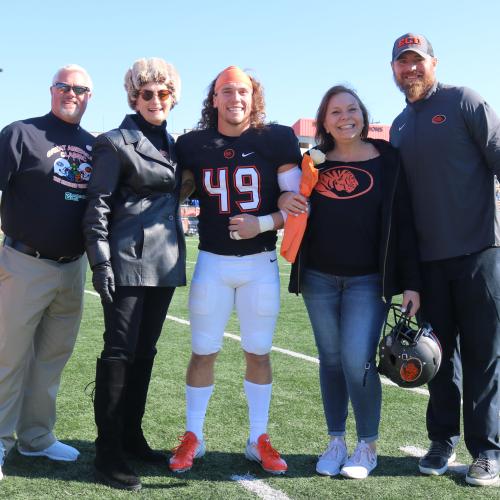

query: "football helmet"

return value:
[378, 303, 442, 388]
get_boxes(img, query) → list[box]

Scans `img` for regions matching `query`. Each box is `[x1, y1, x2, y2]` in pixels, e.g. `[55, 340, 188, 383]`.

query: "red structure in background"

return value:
[291, 118, 390, 142]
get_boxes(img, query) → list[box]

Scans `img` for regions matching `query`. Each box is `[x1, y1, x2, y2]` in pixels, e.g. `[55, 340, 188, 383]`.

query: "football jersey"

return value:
[176, 124, 301, 255]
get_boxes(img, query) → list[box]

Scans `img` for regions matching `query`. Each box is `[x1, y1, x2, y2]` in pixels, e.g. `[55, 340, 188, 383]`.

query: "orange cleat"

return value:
[245, 433, 287, 475]
[169, 431, 205, 473]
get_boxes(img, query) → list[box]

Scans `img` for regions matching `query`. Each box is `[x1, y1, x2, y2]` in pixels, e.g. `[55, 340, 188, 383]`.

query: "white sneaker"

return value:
[18, 441, 80, 462]
[340, 441, 377, 479]
[316, 438, 348, 476]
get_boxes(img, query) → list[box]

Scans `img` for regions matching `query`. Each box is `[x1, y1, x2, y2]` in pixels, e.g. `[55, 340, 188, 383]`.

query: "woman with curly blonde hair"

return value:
[83, 57, 185, 491]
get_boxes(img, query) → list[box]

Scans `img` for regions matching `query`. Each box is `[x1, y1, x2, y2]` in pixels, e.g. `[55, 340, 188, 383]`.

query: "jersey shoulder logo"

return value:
[431, 114, 446, 124]
[315, 166, 373, 200]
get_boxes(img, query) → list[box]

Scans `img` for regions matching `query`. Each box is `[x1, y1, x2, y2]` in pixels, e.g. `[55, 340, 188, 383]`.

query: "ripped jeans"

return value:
[301, 268, 389, 442]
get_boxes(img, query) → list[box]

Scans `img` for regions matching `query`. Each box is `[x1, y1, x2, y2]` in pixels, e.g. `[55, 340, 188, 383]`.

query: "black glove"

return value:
[92, 261, 115, 304]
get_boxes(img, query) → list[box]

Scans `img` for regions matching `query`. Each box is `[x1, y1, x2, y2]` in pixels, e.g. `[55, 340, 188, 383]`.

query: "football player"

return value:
[169, 66, 302, 474]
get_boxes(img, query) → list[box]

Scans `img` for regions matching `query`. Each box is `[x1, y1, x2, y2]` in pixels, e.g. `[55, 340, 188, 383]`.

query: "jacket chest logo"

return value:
[223, 148, 235, 159]
[431, 114, 446, 124]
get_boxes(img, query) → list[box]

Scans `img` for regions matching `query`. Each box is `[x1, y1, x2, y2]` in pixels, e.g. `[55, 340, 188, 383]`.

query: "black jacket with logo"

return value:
[390, 83, 500, 261]
[289, 139, 421, 302]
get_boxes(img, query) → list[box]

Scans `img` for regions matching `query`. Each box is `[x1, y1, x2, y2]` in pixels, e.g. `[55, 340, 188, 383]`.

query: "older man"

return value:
[0, 64, 94, 479]
[390, 33, 500, 486]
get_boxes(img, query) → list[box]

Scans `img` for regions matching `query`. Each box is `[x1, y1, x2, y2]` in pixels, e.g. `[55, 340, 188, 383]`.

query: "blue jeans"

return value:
[302, 268, 388, 442]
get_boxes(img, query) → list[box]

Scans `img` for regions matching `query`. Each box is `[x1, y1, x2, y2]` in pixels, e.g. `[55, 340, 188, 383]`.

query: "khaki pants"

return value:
[0, 246, 86, 455]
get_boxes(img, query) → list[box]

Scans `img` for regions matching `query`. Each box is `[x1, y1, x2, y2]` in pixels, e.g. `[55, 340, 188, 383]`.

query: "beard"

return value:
[394, 73, 436, 101]
[58, 104, 81, 120]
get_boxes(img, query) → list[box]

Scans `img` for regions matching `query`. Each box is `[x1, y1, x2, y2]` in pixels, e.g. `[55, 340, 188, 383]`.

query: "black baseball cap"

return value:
[392, 33, 434, 61]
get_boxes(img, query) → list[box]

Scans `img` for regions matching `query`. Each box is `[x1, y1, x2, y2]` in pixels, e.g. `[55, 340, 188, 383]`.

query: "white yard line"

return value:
[84, 289, 499, 492]
[84, 290, 429, 397]
[230, 474, 291, 500]
[163, 313, 428, 396]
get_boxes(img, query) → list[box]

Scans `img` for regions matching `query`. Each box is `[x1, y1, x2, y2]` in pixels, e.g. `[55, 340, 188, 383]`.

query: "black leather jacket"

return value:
[289, 139, 421, 301]
[83, 114, 186, 287]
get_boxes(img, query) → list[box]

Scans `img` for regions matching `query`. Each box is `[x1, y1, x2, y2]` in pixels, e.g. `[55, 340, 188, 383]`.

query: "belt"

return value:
[3, 236, 82, 264]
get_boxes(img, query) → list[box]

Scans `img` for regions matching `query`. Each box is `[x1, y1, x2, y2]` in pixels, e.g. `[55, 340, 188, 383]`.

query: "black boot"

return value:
[122, 357, 166, 463]
[94, 358, 142, 491]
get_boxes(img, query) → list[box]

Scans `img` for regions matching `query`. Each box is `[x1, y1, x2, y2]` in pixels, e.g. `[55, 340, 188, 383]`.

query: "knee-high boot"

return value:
[122, 357, 165, 463]
[94, 358, 141, 491]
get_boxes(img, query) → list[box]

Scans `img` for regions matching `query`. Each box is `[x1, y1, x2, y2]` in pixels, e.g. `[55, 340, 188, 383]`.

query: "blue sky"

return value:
[2, 0, 499, 134]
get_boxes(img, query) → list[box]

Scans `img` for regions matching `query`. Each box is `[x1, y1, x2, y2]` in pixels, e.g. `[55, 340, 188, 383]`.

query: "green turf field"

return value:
[1, 236, 498, 498]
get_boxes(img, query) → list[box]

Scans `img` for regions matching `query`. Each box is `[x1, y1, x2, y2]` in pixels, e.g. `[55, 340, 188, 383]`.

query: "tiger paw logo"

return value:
[400, 358, 422, 382]
[315, 166, 373, 199]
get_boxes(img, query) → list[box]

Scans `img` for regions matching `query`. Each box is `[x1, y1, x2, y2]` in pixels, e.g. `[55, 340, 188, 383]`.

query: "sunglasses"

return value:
[53, 82, 91, 96]
[138, 89, 172, 102]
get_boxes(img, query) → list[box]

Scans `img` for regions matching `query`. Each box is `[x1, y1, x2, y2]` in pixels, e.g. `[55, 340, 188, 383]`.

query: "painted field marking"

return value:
[163, 313, 428, 396]
[84, 290, 428, 396]
[230, 474, 291, 500]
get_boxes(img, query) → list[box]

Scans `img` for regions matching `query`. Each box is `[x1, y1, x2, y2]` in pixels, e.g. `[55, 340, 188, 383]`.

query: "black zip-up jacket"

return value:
[390, 82, 500, 261]
[289, 139, 421, 301]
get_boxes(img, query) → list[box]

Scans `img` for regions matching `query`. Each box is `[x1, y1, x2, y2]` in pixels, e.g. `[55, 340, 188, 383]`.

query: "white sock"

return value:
[244, 379, 272, 443]
[186, 384, 214, 441]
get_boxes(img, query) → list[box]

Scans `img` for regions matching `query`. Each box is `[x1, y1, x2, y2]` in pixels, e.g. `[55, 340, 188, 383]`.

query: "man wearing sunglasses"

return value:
[0, 64, 94, 479]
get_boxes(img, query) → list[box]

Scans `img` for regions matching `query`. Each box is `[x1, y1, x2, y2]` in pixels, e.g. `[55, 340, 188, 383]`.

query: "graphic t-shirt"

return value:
[176, 124, 301, 256]
[306, 156, 383, 276]
[0, 112, 95, 258]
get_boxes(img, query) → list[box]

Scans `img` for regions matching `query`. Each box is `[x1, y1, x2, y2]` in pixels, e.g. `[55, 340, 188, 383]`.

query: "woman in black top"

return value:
[83, 58, 186, 491]
[286, 86, 420, 479]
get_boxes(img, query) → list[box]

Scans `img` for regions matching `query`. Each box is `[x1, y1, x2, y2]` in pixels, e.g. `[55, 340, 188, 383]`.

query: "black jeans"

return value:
[101, 286, 175, 362]
[420, 247, 500, 460]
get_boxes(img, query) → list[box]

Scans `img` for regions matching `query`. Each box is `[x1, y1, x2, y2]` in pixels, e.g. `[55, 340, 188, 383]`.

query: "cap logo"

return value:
[223, 148, 235, 159]
[432, 114, 446, 124]
[398, 36, 421, 48]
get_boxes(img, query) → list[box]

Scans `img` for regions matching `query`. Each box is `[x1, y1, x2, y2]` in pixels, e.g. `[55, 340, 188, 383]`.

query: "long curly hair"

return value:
[315, 85, 370, 152]
[197, 73, 266, 130]
[124, 57, 181, 110]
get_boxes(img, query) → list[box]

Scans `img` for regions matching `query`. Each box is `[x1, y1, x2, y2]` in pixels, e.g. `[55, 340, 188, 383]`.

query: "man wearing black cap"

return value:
[390, 33, 500, 486]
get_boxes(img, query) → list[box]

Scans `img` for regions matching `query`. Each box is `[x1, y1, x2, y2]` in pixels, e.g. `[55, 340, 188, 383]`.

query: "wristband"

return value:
[280, 209, 288, 223]
[258, 214, 275, 233]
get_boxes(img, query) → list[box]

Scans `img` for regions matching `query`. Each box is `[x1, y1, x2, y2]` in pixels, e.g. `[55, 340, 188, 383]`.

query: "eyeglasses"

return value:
[138, 89, 172, 102]
[53, 82, 91, 95]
